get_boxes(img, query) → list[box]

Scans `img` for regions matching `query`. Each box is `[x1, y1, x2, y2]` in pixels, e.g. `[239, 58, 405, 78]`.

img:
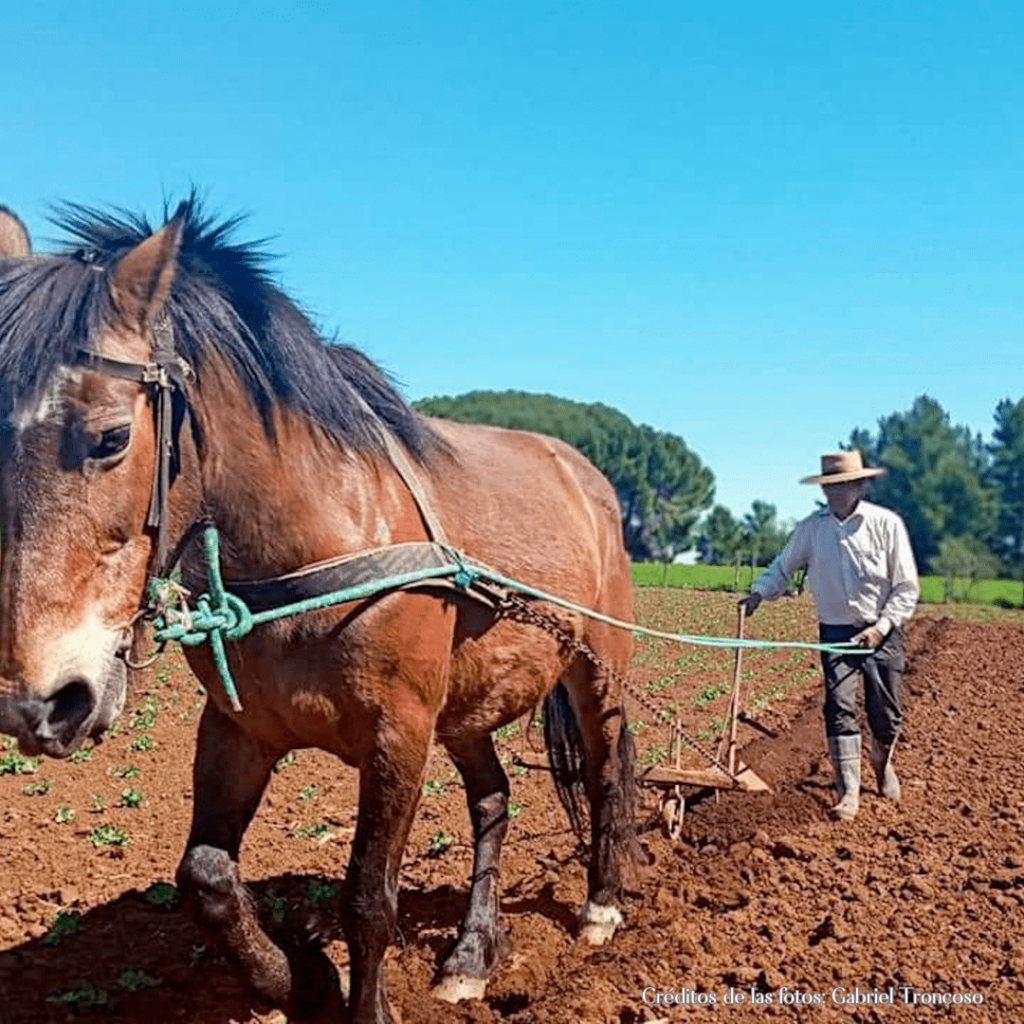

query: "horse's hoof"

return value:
[432, 974, 488, 1003]
[579, 901, 623, 946]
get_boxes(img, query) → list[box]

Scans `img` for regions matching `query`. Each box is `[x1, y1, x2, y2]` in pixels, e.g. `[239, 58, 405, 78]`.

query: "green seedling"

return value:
[43, 910, 82, 946]
[646, 675, 675, 693]
[144, 882, 178, 908]
[306, 879, 339, 904]
[423, 778, 447, 797]
[508, 800, 524, 819]
[20, 778, 52, 796]
[263, 892, 287, 925]
[693, 684, 723, 707]
[293, 822, 332, 841]
[118, 969, 161, 992]
[119, 787, 145, 808]
[299, 784, 319, 800]
[110, 764, 141, 779]
[0, 750, 42, 775]
[428, 830, 456, 855]
[640, 743, 669, 767]
[46, 983, 108, 1007]
[274, 752, 296, 772]
[55, 804, 76, 824]
[90, 794, 105, 813]
[131, 694, 161, 730]
[88, 824, 129, 847]
[128, 734, 155, 752]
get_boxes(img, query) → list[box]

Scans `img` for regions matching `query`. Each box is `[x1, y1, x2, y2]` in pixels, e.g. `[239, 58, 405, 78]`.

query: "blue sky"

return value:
[4, 2, 1022, 528]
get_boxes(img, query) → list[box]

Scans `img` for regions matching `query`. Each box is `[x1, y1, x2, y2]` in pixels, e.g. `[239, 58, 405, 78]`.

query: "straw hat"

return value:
[800, 450, 887, 485]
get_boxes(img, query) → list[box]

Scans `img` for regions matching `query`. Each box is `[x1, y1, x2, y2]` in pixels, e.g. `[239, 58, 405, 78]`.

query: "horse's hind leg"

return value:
[432, 734, 510, 1003]
[176, 702, 339, 1019]
[555, 656, 637, 946]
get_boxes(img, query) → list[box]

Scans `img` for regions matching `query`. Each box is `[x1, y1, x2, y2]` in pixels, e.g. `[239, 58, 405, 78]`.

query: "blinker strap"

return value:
[74, 318, 193, 576]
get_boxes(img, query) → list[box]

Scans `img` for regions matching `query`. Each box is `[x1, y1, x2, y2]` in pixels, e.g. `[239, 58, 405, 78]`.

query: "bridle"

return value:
[75, 316, 194, 574]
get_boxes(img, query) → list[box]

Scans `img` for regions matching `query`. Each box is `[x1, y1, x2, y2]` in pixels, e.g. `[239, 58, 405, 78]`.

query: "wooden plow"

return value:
[513, 605, 771, 839]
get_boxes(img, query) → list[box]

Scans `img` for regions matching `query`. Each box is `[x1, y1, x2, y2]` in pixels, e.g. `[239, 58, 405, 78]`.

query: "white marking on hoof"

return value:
[432, 974, 488, 1003]
[579, 900, 623, 945]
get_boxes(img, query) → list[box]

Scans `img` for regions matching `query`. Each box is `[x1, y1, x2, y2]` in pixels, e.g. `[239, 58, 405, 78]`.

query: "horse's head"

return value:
[0, 210, 200, 756]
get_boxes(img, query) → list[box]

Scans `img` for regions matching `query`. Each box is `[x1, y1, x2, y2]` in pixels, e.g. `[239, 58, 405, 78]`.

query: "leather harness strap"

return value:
[76, 318, 194, 574]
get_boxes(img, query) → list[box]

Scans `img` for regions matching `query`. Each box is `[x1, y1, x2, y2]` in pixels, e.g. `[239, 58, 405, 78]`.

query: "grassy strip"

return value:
[632, 562, 1024, 609]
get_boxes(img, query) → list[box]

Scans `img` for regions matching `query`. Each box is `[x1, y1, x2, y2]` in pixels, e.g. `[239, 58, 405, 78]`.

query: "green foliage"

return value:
[415, 390, 714, 560]
[849, 395, 997, 570]
[54, 804, 75, 824]
[118, 969, 161, 992]
[988, 397, 1024, 578]
[293, 821, 333, 841]
[306, 879, 339, 904]
[68, 745, 95, 764]
[88, 824, 129, 847]
[20, 778, 51, 796]
[633, 561, 1019, 609]
[46, 982, 109, 1007]
[144, 882, 178, 908]
[43, 910, 82, 946]
[128, 734, 156, 752]
[931, 536, 1003, 601]
[119, 787, 145, 808]
[428, 830, 456, 855]
[697, 504, 745, 564]
[131, 696, 161, 730]
[0, 750, 41, 775]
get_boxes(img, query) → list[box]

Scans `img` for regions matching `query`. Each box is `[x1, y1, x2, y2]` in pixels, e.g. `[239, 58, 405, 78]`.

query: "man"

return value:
[739, 451, 919, 821]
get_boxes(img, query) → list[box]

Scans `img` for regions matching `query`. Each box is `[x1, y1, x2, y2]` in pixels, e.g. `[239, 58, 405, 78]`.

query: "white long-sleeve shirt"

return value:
[751, 500, 920, 635]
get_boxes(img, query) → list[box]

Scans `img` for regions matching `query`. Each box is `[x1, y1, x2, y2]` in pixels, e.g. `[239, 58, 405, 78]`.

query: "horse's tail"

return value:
[543, 681, 638, 848]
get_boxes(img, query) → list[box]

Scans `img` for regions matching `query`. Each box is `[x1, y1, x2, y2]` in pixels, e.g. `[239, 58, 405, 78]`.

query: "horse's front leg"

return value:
[344, 728, 431, 1024]
[176, 701, 336, 1017]
[432, 734, 509, 1003]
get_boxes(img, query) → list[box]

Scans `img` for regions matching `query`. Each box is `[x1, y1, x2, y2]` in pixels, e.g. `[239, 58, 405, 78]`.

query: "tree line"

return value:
[416, 390, 1024, 585]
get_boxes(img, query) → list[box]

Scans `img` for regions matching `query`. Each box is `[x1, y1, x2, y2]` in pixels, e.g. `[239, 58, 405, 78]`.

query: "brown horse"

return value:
[0, 197, 638, 1024]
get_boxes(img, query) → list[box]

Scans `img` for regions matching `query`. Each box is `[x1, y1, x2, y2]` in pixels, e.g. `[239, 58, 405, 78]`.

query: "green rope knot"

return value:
[440, 545, 483, 589]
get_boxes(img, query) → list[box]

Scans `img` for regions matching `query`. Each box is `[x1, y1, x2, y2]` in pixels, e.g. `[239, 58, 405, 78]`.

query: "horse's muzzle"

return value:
[4, 662, 127, 757]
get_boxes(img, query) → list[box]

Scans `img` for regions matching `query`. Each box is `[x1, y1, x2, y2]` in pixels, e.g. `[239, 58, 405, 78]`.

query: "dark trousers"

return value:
[819, 623, 904, 744]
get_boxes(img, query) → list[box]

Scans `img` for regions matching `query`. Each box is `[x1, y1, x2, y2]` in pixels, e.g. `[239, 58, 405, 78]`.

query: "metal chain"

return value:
[497, 591, 743, 781]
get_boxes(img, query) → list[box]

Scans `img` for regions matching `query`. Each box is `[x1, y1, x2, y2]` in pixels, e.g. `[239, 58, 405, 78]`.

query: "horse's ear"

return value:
[0, 205, 31, 257]
[109, 213, 185, 333]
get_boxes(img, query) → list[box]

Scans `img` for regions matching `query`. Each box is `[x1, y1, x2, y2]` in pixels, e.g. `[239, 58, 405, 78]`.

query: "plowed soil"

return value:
[2, 591, 1023, 1023]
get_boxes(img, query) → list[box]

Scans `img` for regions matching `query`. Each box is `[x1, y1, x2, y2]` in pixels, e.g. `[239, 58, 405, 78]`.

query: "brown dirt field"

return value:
[1, 591, 1023, 1023]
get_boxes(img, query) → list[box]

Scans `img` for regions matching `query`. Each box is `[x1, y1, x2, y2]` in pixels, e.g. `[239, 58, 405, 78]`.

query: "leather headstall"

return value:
[76, 317, 195, 575]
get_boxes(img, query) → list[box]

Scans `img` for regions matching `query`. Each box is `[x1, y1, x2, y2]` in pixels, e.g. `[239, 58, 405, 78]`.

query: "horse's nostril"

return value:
[48, 679, 95, 736]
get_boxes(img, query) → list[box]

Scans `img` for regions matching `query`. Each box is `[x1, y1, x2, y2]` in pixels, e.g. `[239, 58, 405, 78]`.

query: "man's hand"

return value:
[851, 625, 885, 650]
[738, 593, 762, 617]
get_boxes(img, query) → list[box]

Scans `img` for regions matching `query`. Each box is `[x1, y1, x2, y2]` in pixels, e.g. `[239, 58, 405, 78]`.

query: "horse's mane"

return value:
[0, 192, 437, 461]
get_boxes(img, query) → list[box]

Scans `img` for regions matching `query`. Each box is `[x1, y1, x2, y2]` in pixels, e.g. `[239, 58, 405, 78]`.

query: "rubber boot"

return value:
[870, 735, 900, 800]
[829, 734, 861, 821]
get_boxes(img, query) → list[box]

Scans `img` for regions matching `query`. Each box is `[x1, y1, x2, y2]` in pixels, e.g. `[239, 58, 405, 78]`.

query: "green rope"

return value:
[152, 526, 868, 712]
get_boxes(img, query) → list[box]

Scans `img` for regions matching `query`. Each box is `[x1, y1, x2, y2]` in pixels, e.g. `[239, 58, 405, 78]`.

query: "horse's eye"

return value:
[88, 425, 131, 462]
